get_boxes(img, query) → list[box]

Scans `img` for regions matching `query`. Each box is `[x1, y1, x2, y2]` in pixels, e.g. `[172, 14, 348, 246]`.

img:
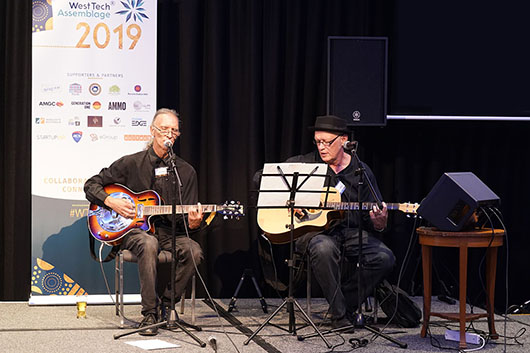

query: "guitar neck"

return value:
[327, 201, 401, 211]
[143, 204, 218, 216]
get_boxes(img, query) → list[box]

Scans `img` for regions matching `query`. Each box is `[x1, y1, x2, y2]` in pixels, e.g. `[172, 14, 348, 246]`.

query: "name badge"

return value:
[155, 167, 168, 177]
[335, 181, 346, 195]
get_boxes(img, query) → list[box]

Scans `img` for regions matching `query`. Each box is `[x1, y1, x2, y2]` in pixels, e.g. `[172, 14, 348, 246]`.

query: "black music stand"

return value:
[114, 148, 206, 347]
[244, 163, 333, 348]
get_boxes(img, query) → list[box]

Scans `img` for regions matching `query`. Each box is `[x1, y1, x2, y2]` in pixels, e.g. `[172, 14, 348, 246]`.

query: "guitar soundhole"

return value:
[97, 191, 134, 232]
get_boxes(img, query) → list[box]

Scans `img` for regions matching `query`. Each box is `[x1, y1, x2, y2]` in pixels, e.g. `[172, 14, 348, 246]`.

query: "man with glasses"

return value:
[84, 108, 204, 335]
[287, 115, 395, 330]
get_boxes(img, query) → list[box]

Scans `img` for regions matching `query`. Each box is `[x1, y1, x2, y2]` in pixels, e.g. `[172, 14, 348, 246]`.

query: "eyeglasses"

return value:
[153, 125, 181, 136]
[313, 134, 341, 147]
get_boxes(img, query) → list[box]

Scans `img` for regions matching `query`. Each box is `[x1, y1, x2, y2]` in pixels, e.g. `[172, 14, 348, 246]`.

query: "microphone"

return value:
[343, 140, 358, 152]
[163, 140, 173, 149]
[208, 336, 217, 352]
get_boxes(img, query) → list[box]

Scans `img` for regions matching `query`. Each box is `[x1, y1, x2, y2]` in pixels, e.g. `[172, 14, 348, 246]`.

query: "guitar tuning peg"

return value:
[223, 215, 228, 220]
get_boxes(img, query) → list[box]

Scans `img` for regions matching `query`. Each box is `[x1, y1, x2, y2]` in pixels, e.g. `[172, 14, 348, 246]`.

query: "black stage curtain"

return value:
[2, 0, 529, 313]
[1, 0, 32, 300]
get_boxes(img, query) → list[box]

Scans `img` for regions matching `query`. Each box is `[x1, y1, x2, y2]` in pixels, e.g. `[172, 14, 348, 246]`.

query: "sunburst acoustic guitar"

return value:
[87, 183, 244, 245]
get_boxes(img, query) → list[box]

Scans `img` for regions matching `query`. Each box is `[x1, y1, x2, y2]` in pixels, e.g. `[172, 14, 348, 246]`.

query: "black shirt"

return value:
[286, 150, 383, 232]
[84, 147, 199, 237]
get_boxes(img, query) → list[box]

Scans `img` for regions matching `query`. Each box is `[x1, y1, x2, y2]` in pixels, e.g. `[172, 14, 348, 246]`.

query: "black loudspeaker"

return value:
[417, 172, 500, 231]
[327, 36, 388, 126]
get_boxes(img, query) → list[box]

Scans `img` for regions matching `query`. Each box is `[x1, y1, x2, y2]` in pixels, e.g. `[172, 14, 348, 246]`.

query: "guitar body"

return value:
[258, 187, 419, 244]
[257, 188, 343, 244]
[87, 184, 161, 245]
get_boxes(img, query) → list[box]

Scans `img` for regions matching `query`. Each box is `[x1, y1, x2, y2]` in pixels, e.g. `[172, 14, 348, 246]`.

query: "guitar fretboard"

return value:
[143, 204, 218, 216]
[326, 202, 402, 211]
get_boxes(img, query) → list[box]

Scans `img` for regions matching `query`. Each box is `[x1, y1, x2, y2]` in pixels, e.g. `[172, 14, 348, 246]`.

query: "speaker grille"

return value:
[328, 37, 388, 126]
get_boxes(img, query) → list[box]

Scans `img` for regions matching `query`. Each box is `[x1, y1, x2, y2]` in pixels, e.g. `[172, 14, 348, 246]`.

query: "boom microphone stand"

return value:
[114, 143, 206, 347]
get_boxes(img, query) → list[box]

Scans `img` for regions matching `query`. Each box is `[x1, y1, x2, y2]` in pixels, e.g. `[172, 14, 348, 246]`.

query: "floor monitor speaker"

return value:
[417, 172, 500, 231]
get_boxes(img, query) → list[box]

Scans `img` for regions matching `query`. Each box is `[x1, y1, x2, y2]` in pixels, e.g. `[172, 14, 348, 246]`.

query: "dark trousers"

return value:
[303, 228, 395, 320]
[121, 229, 203, 316]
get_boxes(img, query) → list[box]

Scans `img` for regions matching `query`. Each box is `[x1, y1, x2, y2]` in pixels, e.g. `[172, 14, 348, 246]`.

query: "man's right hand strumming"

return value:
[104, 196, 135, 219]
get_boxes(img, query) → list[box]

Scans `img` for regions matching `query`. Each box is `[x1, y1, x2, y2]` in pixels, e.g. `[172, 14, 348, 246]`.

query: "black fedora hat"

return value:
[308, 115, 351, 134]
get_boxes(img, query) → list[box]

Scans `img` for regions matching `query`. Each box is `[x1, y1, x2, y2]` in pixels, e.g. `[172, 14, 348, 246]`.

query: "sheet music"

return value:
[257, 163, 327, 208]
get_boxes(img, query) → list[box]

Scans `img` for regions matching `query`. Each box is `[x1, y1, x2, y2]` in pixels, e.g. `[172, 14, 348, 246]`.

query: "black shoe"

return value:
[331, 316, 355, 333]
[139, 313, 158, 336]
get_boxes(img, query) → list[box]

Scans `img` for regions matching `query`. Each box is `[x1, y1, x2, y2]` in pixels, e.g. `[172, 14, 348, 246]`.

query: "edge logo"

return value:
[72, 131, 83, 143]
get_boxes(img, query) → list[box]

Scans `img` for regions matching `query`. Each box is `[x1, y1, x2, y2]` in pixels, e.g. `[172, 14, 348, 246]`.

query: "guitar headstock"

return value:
[398, 202, 420, 214]
[219, 201, 244, 220]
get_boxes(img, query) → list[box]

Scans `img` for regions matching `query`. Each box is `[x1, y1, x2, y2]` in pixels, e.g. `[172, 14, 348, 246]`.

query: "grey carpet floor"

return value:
[0, 297, 527, 353]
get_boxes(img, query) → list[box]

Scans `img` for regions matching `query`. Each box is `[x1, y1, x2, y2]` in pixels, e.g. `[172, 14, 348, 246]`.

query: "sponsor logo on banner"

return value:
[71, 101, 91, 109]
[124, 134, 151, 141]
[89, 133, 119, 142]
[39, 101, 64, 107]
[35, 117, 61, 124]
[128, 84, 147, 96]
[37, 134, 67, 140]
[132, 117, 147, 127]
[41, 84, 61, 94]
[32, 0, 54, 32]
[89, 83, 101, 95]
[108, 102, 126, 110]
[68, 117, 81, 126]
[133, 100, 151, 112]
[109, 117, 125, 127]
[87, 116, 103, 127]
[69, 83, 82, 95]
[72, 131, 83, 143]
[92, 101, 102, 110]
[108, 85, 120, 95]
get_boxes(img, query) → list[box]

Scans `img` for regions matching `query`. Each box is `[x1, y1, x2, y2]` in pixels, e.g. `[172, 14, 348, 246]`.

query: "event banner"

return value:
[31, 0, 157, 300]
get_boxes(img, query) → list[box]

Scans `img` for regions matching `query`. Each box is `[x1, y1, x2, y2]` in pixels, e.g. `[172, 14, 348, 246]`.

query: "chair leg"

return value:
[179, 275, 196, 325]
[307, 257, 312, 315]
[115, 254, 119, 316]
[117, 252, 126, 327]
[191, 275, 196, 325]
[373, 288, 379, 324]
[180, 292, 185, 314]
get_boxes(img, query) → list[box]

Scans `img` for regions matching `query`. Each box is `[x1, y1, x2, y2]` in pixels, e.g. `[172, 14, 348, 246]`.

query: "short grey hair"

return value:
[145, 108, 181, 149]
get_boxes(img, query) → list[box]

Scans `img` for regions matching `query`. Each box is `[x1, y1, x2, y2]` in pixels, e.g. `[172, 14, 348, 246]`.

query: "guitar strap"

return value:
[88, 232, 120, 262]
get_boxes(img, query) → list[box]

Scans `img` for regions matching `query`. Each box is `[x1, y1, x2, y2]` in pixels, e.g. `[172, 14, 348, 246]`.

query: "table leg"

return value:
[459, 245, 468, 349]
[421, 244, 432, 338]
[486, 247, 499, 339]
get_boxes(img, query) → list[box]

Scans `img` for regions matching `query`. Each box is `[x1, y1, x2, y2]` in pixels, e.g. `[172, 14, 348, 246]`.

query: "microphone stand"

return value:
[349, 144, 407, 349]
[299, 143, 407, 349]
[114, 144, 205, 347]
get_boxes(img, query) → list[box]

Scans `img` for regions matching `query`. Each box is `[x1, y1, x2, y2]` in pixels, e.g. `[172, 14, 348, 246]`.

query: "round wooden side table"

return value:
[417, 226, 504, 349]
